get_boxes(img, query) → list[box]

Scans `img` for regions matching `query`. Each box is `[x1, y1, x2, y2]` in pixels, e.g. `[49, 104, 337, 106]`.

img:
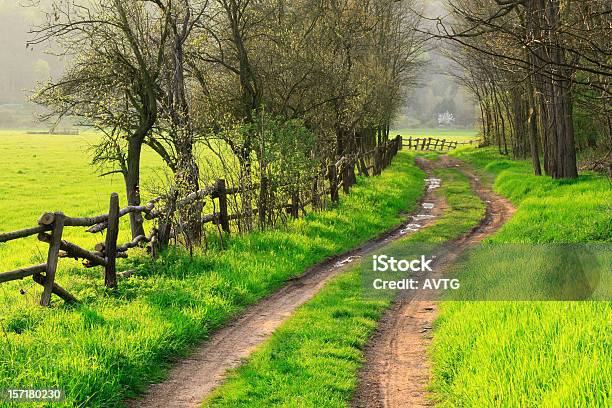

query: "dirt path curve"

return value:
[129, 162, 447, 408]
[352, 156, 515, 408]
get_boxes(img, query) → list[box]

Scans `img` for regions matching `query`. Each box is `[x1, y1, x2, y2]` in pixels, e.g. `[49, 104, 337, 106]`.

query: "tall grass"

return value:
[430, 147, 611, 407]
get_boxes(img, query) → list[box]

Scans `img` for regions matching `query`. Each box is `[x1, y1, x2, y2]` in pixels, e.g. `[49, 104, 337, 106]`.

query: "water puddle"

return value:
[334, 255, 362, 268]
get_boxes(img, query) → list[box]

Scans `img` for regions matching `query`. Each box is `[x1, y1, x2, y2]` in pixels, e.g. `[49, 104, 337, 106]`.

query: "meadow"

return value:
[0, 129, 426, 407]
[0, 130, 167, 272]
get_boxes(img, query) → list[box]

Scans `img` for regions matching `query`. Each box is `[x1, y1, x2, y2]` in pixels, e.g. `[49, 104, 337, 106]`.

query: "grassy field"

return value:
[393, 128, 479, 142]
[0, 137, 425, 407]
[0, 130, 167, 272]
[205, 166, 486, 407]
[428, 147, 611, 407]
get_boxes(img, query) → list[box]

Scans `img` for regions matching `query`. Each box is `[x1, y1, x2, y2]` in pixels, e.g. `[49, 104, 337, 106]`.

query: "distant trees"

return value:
[440, 0, 611, 179]
[30, 0, 425, 239]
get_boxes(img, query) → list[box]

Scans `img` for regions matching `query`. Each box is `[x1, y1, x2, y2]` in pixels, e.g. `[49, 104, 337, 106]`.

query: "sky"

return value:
[0, 0, 63, 105]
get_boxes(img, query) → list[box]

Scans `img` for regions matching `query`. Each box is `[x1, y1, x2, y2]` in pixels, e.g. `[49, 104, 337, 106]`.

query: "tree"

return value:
[30, 0, 169, 238]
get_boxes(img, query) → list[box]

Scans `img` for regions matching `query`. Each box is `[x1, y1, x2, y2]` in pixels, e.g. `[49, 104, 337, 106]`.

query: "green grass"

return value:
[204, 167, 486, 407]
[429, 147, 612, 407]
[393, 128, 479, 142]
[0, 130, 167, 272]
[0, 144, 425, 407]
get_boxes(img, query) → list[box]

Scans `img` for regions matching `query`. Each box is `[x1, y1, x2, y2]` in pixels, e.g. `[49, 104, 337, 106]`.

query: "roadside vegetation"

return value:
[204, 165, 486, 407]
[0, 152, 423, 407]
[429, 147, 611, 407]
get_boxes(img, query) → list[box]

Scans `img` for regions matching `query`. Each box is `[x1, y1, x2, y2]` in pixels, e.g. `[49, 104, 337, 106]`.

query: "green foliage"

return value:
[248, 112, 317, 182]
[0, 146, 424, 407]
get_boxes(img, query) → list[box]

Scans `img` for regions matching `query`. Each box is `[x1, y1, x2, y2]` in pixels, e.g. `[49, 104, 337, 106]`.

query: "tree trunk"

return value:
[124, 137, 146, 238]
[526, 0, 578, 179]
[527, 75, 543, 175]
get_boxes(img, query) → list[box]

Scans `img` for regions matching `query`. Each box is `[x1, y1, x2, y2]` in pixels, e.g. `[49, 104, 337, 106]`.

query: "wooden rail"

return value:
[402, 136, 480, 152]
[0, 136, 403, 306]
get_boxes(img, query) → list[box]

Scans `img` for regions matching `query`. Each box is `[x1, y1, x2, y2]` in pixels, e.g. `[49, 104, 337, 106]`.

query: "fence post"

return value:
[216, 179, 231, 233]
[104, 193, 119, 289]
[290, 189, 299, 218]
[341, 162, 350, 194]
[441, 139, 447, 151]
[39, 212, 65, 306]
[421, 138, 427, 150]
[385, 143, 391, 166]
[328, 164, 339, 203]
[408, 136, 412, 149]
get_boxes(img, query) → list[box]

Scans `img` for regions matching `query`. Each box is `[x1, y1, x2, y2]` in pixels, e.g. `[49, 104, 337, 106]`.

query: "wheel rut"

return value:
[351, 156, 515, 408]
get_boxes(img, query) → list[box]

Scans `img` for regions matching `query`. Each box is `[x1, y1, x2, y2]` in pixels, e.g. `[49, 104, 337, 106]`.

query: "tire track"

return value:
[352, 156, 515, 408]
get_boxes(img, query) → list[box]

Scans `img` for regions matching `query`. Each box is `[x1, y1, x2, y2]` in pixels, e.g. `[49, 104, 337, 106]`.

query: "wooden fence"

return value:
[0, 136, 402, 306]
[403, 136, 480, 151]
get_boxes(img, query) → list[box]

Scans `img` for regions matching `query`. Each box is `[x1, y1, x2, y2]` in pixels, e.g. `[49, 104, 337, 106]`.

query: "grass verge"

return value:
[0, 152, 425, 408]
[429, 147, 611, 407]
[204, 167, 485, 407]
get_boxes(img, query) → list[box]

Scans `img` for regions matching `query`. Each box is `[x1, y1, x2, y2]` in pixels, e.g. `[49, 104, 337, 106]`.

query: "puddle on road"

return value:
[399, 178, 441, 236]
[400, 224, 422, 234]
[425, 178, 441, 191]
[334, 255, 362, 268]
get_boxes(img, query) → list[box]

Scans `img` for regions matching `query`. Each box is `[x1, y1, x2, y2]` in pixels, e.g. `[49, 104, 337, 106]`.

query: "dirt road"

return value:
[129, 163, 446, 408]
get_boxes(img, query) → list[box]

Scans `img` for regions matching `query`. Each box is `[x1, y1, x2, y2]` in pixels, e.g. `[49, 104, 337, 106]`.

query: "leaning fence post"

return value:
[216, 179, 231, 233]
[104, 193, 119, 289]
[39, 212, 65, 306]
[328, 164, 339, 203]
